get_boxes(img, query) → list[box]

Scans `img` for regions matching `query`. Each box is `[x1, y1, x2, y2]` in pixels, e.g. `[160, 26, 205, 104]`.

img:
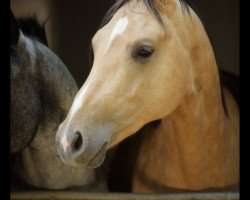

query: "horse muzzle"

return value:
[55, 127, 108, 168]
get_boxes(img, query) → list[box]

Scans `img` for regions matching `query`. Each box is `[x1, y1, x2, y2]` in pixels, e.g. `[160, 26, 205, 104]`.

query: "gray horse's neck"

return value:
[14, 36, 107, 191]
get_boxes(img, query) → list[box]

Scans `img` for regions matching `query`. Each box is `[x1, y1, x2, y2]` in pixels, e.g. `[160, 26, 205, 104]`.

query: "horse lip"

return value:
[86, 142, 108, 168]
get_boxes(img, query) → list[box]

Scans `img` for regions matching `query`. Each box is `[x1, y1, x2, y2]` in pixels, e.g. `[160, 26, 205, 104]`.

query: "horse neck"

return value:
[37, 44, 78, 114]
[170, 13, 226, 135]
[19, 34, 78, 114]
[15, 37, 95, 189]
[158, 14, 238, 189]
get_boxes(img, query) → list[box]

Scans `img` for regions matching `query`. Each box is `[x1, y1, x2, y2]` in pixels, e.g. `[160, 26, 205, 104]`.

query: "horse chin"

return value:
[83, 142, 108, 168]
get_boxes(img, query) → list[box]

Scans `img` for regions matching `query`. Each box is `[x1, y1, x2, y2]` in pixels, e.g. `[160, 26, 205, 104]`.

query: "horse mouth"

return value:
[57, 138, 108, 168]
[85, 142, 108, 168]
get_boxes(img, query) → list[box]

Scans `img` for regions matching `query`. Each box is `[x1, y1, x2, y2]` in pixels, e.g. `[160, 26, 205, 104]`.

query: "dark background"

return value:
[11, 0, 239, 87]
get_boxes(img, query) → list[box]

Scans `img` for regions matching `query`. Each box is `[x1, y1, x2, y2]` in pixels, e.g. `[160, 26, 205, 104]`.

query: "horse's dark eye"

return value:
[133, 46, 154, 59]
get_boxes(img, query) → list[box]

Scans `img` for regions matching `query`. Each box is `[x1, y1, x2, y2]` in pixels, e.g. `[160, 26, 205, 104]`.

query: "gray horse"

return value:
[10, 10, 107, 191]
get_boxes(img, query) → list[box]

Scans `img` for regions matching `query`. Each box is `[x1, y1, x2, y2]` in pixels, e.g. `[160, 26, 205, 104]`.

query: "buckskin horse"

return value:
[56, 0, 239, 192]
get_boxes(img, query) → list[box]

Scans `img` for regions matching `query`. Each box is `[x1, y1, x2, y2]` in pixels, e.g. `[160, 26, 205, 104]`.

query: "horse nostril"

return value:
[73, 131, 83, 152]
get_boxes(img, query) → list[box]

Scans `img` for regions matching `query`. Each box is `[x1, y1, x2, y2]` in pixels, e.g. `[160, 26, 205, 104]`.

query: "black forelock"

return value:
[99, 0, 192, 29]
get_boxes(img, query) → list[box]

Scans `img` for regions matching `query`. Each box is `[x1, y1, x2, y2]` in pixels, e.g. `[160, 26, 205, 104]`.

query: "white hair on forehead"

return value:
[104, 16, 129, 53]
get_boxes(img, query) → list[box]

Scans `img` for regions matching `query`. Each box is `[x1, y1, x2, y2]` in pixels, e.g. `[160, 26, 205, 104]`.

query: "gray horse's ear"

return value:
[10, 10, 20, 46]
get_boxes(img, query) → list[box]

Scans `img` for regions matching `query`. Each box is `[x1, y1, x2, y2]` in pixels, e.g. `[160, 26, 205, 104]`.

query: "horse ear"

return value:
[10, 10, 20, 46]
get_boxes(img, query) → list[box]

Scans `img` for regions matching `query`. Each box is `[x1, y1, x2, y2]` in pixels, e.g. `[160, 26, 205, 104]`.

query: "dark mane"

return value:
[17, 16, 48, 46]
[100, 0, 192, 29]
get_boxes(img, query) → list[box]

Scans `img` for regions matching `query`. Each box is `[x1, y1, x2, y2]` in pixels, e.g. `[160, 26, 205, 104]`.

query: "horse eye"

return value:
[133, 46, 154, 59]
